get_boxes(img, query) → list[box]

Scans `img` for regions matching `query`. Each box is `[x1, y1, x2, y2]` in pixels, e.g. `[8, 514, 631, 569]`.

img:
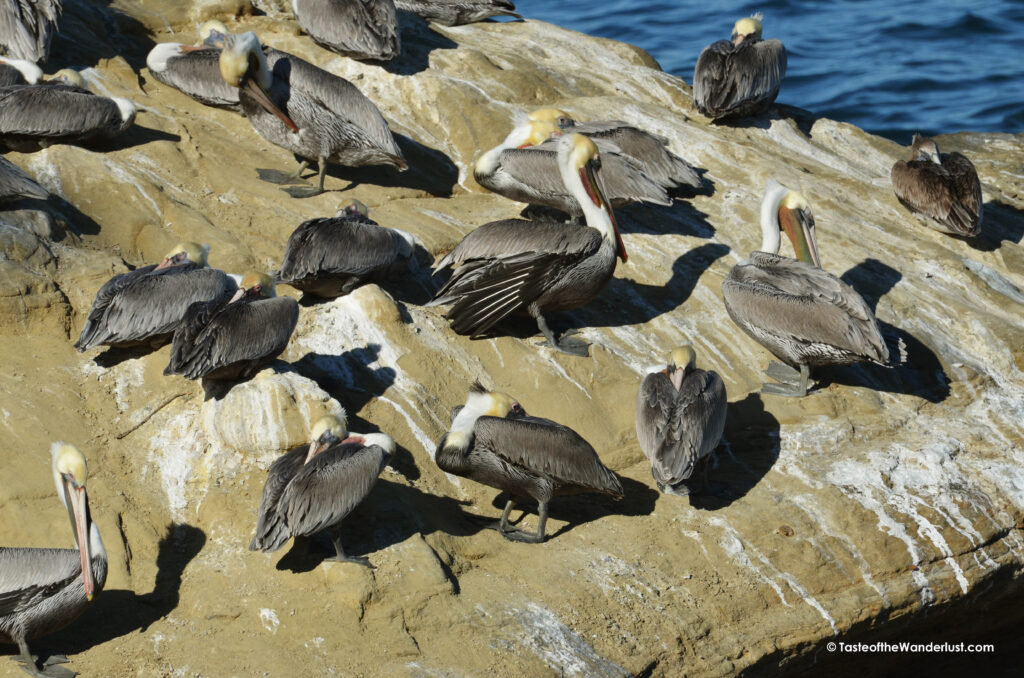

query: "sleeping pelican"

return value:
[1, 443, 107, 678]
[474, 119, 671, 216]
[529, 108, 702, 190]
[693, 13, 786, 121]
[146, 20, 242, 111]
[722, 180, 897, 396]
[0, 0, 61, 63]
[74, 242, 236, 353]
[250, 414, 394, 567]
[636, 345, 726, 495]
[891, 134, 982, 237]
[0, 155, 47, 203]
[0, 56, 41, 85]
[436, 382, 622, 543]
[164, 272, 299, 381]
[0, 79, 135, 152]
[393, 0, 520, 25]
[277, 199, 415, 298]
[217, 30, 406, 198]
[431, 133, 627, 356]
[292, 0, 400, 61]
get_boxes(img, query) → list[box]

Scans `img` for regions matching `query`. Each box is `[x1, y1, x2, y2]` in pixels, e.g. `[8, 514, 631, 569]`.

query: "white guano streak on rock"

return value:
[259, 608, 280, 634]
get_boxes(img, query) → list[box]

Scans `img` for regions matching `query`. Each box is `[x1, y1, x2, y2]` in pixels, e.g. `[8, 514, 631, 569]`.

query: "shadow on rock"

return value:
[51, 0, 156, 72]
[90, 343, 164, 368]
[691, 393, 780, 511]
[100, 123, 181, 152]
[617, 200, 717, 237]
[291, 344, 398, 413]
[27, 524, 206, 661]
[966, 201, 1024, 251]
[383, 11, 459, 75]
[319, 134, 458, 197]
[566, 242, 731, 330]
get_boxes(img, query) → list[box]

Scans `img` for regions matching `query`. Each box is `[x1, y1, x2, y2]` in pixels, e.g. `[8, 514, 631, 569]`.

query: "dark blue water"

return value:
[513, 0, 1024, 143]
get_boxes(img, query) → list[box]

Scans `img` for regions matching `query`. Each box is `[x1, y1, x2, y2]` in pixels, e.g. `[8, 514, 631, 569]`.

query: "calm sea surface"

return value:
[512, 0, 1024, 143]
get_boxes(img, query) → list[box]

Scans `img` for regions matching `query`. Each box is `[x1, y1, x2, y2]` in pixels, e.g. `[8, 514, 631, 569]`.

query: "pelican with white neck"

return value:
[722, 179, 897, 396]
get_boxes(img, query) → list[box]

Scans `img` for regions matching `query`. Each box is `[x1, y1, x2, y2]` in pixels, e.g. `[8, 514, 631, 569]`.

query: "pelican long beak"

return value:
[227, 287, 246, 304]
[580, 159, 627, 262]
[154, 256, 173, 270]
[64, 477, 95, 600]
[669, 366, 685, 390]
[220, 44, 298, 134]
[304, 430, 340, 464]
[243, 76, 298, 133]
[779, 205, 821, 268]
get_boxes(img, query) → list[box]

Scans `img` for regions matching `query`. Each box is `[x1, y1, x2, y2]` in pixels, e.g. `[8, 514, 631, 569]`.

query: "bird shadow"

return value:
[690, 393, 780, 511]
[565, 243, 731, 330]
[291, 344, 398, 413]
[90, 342, 164, 368]
[965, 201, 1024, 251]
[616, 200, 717, 237]
[319, 134, 458, 197]
[17, 524, 206, 662]
[383, 11, 459, 75]
[98, 123, 181, 152]
[816, 258, 951, 403]
[712, 103, 820, 136]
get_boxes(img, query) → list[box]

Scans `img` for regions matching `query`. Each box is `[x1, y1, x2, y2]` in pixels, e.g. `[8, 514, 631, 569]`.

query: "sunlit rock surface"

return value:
[0, 2, 1022, 676]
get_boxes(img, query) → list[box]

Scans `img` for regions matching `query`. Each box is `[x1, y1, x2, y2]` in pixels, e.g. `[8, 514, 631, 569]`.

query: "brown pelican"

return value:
[74, 242, 236, 353]
[146, 21, 241, 111]
[0, 0, 61, 63]
[394, 0, 520, 25]
[1, 443, 107, 678]
[292, 0, 400, 62]
[218, 30, 406, 198]
[891, 134, 982, 237]
[722, 180, 896, 396]
[249, 414, 394, 567]
[431, 133, 626, 356]
[0, 56, 40, 85]
[636, 345, 726, 495]
[277, 199, 415, 298]
[436, 382, 622, 543]
[164, 272, 299, 381]
[0, 155, 47, 203]
[693, 13, 786, 121]
[529, 108, 702, 190]
[0, 80, 136, 152]
[474, 119, 670, 217]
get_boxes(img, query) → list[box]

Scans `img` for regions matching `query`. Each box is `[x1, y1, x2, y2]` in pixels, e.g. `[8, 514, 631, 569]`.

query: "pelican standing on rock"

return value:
[1, 443, 107, 678]
[0, 155, 47, 203]
[394, 0, 520, 25]
[474, 119, 671, 216]
[891, 134, 982, 237]
[146, 20, 242, 111]
[217, 30, 406, 198]
[277, 199, 415, 298]
[74, 242, 236, 353]
[436, 383, 622, 543]
[636, 345, 726, 495]
[292, 0, 400, 61]
[164, 272, 299, 381]
[0, 0, 61, 63]
[693, 13, 786, 121]
[250, 414, 394, 567]
[722, 180, 899, 397]
[529, 108, 702, 191]
[432, 133, 627, 356]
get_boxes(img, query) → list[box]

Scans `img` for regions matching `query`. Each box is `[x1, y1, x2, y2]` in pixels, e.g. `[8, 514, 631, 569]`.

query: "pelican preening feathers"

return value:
[432, 133, 626, 356]
[693, 13, 786, 121]
[435, 383, 622, 543]
[636, 346, 727, 495]
[0, 443, 106, 678]
[250, 414, 394, 567]
[891, 134, 982, 237]
[722, 180, 898, 397]
[217, 30, 406, 198]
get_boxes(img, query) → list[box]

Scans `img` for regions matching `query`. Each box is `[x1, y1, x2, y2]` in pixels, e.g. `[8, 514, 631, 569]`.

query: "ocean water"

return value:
[512, 0, 1024, 143]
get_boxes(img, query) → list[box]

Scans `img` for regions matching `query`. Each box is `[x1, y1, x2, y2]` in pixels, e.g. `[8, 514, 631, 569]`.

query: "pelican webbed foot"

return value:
[761, 361, 812, 397]
[534, 313, 590, 357]
[13, 654, 75, 678]
[257, 160, 311, 185]
[282, 185, 324, 199]
[498, 500, 548, 543]
[327, 534, 374, 568]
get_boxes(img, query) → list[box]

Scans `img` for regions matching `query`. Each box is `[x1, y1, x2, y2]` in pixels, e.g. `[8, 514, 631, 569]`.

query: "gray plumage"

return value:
[163, 289, 299, 381]
[146, 44, 241, 110]
[292, 0, 400, 61]
[0, 56, 39, 86]
[0, 0, 61, 63]
[75, 263, 237, 352]
[0, 82, 135, 152]
[636, 367, 726, 494]
[693, 37, 786, 120]
[0, 155, 46, 202]
[394, 0, 519, 25]
[277, 210, 414, 298]
[555, 118, 702, 189]
[722, 251, 891, 371]
[891, 134, 982, 237]
[250, 439, 390, 561]
[474, 142, 671, 216]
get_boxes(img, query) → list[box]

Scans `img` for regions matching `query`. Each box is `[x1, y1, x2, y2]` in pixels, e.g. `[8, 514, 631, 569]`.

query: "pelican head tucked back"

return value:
[732, 13, 763, 44]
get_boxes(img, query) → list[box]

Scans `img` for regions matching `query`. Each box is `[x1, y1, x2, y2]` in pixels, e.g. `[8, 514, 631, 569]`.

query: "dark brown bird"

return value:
[891, 134, 982, 237]
[435, 383, 622, 543]
[394, 0, 520, 26]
